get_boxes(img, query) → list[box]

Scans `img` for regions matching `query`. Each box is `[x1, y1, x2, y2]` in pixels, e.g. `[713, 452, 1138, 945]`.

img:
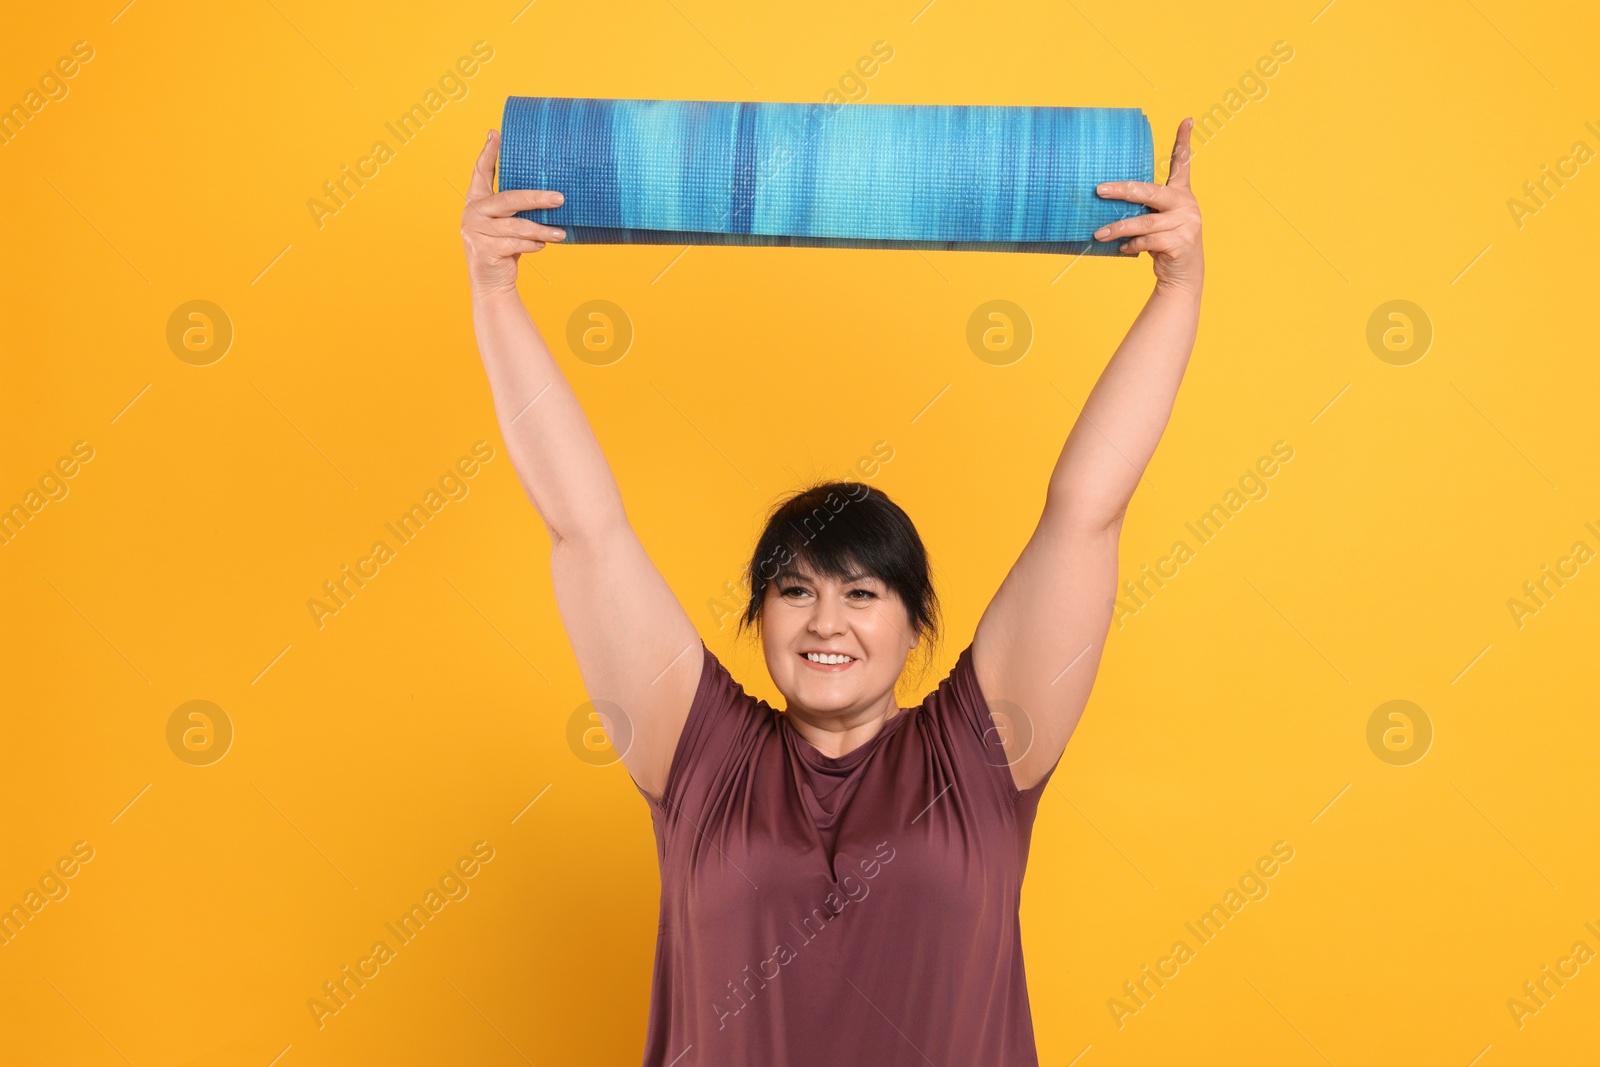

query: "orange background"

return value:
[2, 1, 1597, 1064]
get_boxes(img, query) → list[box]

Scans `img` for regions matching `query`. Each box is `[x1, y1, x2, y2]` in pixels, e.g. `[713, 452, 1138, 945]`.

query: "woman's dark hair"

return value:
[737, 481, 941, 671]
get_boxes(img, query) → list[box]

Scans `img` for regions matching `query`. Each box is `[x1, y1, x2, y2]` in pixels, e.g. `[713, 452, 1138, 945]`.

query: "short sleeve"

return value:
[921, 643, 1063, 807]
[639, 640, 772, 827]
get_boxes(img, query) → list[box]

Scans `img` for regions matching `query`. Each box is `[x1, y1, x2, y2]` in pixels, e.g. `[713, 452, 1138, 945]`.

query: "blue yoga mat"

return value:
[498, 96, 1153, 255]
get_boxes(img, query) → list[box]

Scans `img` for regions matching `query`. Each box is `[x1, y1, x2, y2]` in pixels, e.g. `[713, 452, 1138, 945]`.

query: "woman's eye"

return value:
[848, 589, 877, 600]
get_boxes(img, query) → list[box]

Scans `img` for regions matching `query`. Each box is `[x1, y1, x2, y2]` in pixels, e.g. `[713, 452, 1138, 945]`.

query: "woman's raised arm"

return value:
[463, 130, 702, 802]
[971, 118, 1204, 792]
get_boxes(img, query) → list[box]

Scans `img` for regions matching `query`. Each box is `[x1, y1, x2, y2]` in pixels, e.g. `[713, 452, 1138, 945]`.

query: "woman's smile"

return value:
[800, 649, 858, 671]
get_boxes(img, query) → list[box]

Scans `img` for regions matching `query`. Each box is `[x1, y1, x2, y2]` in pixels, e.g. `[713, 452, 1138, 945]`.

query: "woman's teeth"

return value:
[806, 652, 854, 664]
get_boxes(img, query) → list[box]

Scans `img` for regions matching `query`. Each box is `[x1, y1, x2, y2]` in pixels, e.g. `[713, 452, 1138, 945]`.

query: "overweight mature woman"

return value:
[461, 117, 1204, 1066]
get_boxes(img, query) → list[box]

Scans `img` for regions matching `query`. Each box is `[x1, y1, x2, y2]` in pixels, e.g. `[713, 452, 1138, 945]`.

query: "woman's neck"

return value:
[784, 692, 902, 759]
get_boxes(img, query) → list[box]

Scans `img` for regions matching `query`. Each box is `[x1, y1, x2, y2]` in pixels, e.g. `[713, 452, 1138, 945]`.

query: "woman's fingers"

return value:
[1093, 212, 1182, 242]
[460, 133, 562, 293]
[467, 130, 499, 200]
[493, 216, 567, 242]
[1167, 117, 1194, 190]
[462, 190, 566, 248]
[1095, 125, 1199, 253]
[1090, 120, 1203, 282]
[1097, 118, 1195, 204]
[1116, 230, 1184, 255]
[490, 237, 548, 256]
[463, 130, 564, 225]
[475, 188, 565, 219]
[1096, 180, 1184, 212]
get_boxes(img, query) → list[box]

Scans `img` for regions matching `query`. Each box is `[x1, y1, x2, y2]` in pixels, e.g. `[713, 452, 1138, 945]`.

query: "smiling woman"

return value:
[737, 479, 941, 720]
[461, 113, 1204, 1065]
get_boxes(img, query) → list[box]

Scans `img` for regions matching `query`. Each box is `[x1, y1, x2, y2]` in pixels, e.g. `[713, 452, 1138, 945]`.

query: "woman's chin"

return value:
[788, 675, 884, 716]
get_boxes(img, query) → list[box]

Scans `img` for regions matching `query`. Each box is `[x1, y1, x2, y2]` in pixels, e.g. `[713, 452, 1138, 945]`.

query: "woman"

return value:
[462, 117, 1203, 1066]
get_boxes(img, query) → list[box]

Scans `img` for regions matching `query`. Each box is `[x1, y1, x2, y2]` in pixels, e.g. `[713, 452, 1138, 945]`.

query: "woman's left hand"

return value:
[1092, 116, 1203, 297]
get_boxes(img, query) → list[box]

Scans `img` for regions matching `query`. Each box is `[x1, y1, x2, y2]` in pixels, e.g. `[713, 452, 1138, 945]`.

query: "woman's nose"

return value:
[808, 600, 846, 637]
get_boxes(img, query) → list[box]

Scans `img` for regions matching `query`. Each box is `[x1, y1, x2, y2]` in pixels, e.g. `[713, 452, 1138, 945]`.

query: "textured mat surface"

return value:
[498, 96, 1153, 255]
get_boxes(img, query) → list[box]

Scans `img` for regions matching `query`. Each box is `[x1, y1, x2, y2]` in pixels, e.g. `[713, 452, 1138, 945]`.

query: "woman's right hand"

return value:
[461, 129, 567, 299]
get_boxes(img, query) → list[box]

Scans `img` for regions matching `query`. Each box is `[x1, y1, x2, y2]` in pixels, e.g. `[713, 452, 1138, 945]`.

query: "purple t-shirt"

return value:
[635, 639, 1060, 1066]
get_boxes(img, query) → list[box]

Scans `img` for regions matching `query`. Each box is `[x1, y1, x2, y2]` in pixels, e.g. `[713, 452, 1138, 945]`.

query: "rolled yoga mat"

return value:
[498, 96, 1153, 255]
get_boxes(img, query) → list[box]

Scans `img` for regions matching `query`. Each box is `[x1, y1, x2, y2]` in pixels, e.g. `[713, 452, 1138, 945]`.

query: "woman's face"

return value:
[760, 560, 917, 719]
